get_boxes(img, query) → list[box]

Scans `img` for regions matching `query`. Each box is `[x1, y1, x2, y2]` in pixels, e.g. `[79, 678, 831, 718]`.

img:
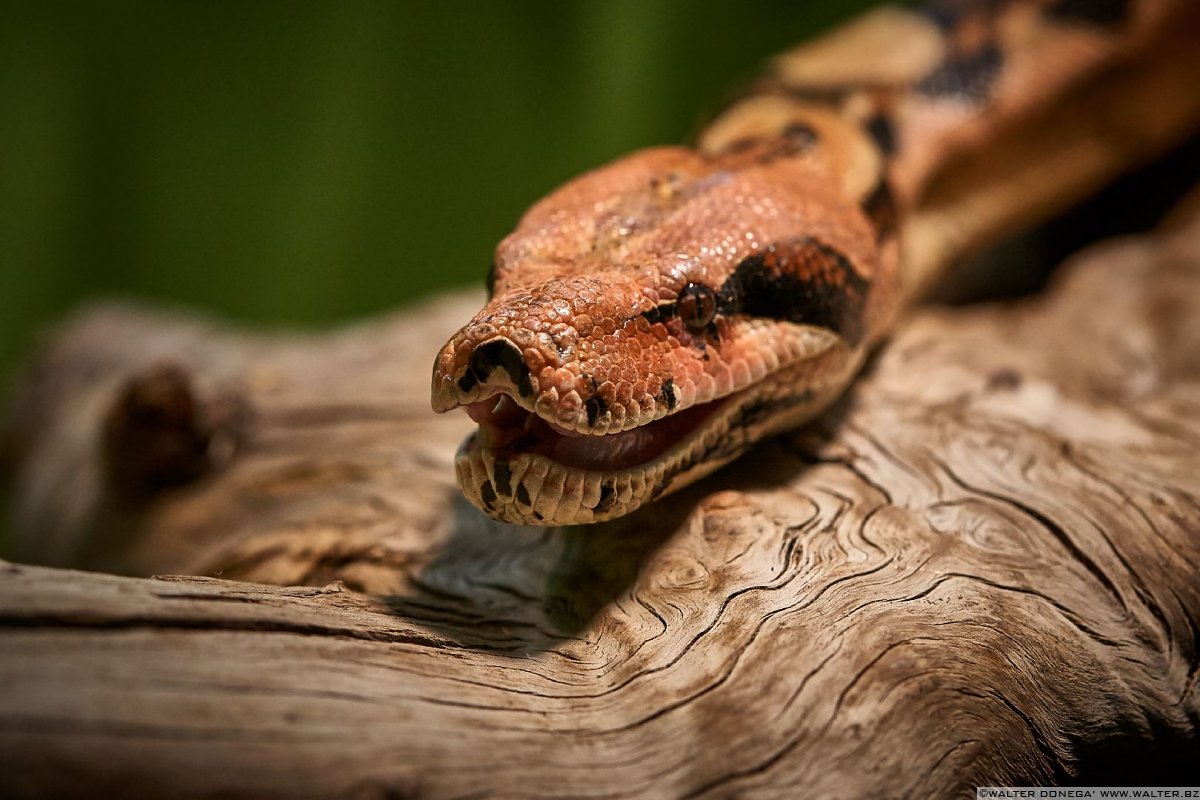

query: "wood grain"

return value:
[3, 215, 1200, 797]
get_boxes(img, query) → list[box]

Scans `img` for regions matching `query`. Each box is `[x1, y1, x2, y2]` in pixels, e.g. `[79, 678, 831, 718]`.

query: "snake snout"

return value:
[432, 336, 538, 411]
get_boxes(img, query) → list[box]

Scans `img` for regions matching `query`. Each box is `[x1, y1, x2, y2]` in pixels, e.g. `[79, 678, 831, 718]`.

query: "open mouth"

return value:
[463, 394, 725, 472]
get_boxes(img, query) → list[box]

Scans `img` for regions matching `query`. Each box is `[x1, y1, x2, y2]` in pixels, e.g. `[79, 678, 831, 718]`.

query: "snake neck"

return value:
[700, 0, 1200, 315]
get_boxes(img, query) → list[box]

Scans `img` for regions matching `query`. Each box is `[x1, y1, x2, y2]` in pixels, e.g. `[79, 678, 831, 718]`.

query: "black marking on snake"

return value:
[915, 42, 1003, 103]
[585, 395, 608, 427]
[516, 482, 532, 506]
[485, 259, 497, 299]
[493, 461, 513, 497]
[862, 179, 897, 240]
[595, 481, 617, 512]
[640, 301, 677, 326]
[470, 339, 533, 398]
[865, 114, 897, 157]
[721, 236, 869, 345]
[717, 274, 742, 318]
[480, 480, 497, 510]
[457, 371, 478, 393]
[1045, 0, 1127, 27]
[660, 377, 676, 412]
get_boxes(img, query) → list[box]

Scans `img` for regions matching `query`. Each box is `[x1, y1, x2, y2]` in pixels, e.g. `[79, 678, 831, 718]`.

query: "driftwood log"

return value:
[3, 209, 1200, 798]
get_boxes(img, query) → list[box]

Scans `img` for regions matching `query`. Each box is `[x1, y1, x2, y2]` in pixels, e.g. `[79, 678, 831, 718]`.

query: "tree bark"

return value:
[2, 214, 1200, 798]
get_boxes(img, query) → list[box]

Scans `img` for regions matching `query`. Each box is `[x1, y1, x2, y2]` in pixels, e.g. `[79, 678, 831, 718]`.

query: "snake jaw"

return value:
[452, 391, 737, 525]
[434, 326, 860, 526]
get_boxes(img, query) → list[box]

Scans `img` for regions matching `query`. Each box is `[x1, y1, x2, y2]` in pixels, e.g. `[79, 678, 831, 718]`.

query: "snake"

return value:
[431, 0, 1200, 526]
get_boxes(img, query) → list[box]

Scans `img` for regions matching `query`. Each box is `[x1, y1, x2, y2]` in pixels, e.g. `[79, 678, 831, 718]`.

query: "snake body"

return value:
[432, 0, 1200, 525]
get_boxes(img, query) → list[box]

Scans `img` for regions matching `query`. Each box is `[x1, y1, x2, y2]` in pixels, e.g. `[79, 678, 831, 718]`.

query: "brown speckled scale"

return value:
[433, 0, 1200, 525]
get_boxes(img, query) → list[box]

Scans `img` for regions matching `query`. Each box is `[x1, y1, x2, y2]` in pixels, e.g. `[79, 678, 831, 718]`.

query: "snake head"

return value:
[433, 145, 888, 525]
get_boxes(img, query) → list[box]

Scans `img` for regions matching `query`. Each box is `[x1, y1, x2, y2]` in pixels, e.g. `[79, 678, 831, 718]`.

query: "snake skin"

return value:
[432, 0, 1200, 525]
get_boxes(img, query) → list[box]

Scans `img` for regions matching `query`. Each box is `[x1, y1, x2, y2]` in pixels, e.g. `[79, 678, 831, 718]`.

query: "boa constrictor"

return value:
[432, 0, 1200, 526]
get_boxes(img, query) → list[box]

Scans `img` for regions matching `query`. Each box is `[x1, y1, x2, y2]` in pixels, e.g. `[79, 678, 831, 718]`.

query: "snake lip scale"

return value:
[432, 0, 1200, 526]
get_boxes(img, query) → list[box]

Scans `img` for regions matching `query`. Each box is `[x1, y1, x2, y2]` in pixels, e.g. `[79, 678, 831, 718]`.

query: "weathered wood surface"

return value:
[3, 214, 1200, 798]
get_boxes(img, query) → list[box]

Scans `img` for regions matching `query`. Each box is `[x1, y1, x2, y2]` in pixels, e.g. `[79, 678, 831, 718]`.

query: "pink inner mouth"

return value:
[464, 394, 722, 471]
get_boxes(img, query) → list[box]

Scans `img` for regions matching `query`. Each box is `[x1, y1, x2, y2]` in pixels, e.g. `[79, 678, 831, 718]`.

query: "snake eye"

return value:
[677, 282, 717, 331]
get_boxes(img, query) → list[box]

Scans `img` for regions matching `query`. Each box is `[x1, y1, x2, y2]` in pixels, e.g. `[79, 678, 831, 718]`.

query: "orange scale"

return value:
[524, 348, 547, 374]
[613, 381, 635, 406]
[559, 391, 583, 415]
[610, 403, 629, 426]
[508, 328, 537, 349]
[729, 358, 753, 387]
[551, 367, 578, 390]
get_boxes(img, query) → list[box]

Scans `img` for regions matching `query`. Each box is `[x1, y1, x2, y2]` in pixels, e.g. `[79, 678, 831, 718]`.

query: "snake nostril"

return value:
[468, 339, 534, 398]
[456, 370, 479, 393]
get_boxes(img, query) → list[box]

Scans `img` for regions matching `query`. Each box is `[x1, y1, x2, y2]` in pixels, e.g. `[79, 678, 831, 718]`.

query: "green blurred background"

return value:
[0, 0, 875, 394]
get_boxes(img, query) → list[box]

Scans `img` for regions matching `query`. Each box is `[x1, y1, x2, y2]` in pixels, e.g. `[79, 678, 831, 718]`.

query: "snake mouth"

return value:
[463, 393, 725, 472]
[451, 354, 854, 524]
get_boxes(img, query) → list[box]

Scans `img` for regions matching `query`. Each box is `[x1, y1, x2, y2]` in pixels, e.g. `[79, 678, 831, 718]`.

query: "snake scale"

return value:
[432, 0, 1200, 526]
